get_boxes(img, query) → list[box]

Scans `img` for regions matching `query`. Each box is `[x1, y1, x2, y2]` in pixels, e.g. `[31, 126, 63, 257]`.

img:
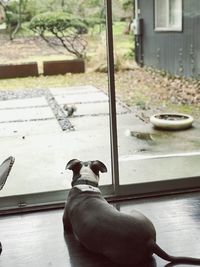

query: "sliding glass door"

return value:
[116, 0, 200, 195]
[1, 0, 200, 213]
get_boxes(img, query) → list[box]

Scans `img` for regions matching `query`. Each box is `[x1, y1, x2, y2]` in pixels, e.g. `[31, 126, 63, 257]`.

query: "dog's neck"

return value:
[72, 166, 99, 187]
[73, 179, 98, 187]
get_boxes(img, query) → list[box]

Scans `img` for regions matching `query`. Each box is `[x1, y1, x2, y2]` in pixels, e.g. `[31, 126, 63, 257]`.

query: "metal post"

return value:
[105, 0, 120, 193]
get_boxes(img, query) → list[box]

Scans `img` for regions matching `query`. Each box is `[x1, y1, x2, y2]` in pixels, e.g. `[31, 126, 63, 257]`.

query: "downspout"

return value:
[134, 0, 144, 66]
[135, 0, 139, 20]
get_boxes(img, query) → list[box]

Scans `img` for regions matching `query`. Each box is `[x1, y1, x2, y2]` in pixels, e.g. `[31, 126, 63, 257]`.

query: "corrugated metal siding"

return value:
[139, 0, 200, 78]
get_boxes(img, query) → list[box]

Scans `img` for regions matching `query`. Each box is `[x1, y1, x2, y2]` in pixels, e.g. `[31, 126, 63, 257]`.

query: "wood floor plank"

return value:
[0, 192, 200, 267]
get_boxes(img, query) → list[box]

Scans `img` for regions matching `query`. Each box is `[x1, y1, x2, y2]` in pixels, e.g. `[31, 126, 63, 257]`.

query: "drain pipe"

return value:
[105, 0, 120, 194]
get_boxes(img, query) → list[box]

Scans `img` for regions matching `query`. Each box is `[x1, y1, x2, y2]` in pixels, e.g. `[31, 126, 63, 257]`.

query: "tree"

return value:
[30, 12, 88, 58]
[119, 0, 134, 34]
[0, 0, 29, 40]
[121, 0, 133, 11]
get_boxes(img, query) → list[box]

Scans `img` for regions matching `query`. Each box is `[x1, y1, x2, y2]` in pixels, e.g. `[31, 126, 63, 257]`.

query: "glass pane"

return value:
[0, 2, 112, 208]
[0, 85, 112, 197]
[155, 0, 168, 28]
[117, 0, 200, 189]
[169, 0, 182, 29]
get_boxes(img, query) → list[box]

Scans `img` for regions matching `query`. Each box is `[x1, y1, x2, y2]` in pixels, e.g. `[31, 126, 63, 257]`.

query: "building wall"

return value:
[138, 0, 200, 78]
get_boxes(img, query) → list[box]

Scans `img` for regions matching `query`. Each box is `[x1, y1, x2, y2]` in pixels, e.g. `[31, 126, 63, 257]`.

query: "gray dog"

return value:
[63, 159, 200, 266]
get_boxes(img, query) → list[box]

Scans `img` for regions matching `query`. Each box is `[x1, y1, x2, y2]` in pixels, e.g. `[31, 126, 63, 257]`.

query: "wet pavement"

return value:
[0, 85, 126, 196]
[0, 85, 200, 196]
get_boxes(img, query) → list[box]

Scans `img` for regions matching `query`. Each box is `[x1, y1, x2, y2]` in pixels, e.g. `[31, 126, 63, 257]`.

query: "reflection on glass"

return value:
[117, 0, 200, 186]
[0, 3, 111, 201]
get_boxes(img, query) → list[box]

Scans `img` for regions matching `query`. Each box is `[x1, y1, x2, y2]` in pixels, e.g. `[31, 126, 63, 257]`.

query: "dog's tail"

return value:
[153, 243, 200, 265]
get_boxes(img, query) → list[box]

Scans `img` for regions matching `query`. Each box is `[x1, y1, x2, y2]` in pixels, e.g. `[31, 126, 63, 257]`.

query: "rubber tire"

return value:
[150, 113, 194, 130]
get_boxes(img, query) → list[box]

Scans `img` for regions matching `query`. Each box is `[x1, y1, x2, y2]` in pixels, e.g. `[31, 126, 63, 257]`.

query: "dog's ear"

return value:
[66, 159, 82, 172]
[90, 160, 107, 176]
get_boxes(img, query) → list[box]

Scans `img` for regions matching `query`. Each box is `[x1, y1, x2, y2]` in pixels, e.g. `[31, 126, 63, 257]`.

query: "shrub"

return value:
[30, 12, 88, 58]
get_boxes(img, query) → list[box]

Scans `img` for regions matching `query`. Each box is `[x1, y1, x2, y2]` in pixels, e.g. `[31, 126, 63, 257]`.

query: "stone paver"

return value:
[63, 102, 127, 117]
[49, 85, 99, 95]
[119, 153, 200, 184]
[0, 97, 48, 109]
[54, 92, 108, 105]
[0, 107, 54, 122]
[0, 129, 112, 197]
[70, 115, 109, 132]
[0, 120, 61, 137]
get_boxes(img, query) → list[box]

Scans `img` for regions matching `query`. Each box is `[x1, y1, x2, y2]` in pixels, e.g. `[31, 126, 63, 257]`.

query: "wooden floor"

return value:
[0, 192, 200, 267]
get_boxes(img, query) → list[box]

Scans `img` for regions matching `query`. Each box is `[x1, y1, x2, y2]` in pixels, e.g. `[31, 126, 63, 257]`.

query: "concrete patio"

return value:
[0, 85, 200, 197]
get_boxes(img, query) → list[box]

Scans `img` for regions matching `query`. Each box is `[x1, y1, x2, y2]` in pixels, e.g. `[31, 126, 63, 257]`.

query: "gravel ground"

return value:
[0, 88, 46, 100]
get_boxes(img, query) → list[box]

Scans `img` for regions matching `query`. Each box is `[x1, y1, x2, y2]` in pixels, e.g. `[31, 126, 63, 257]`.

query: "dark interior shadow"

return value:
[64, 232, 157, 267]
[0, 156, 15, 255]
[165, 263, 179, 267]
[165, 263, 200, 267]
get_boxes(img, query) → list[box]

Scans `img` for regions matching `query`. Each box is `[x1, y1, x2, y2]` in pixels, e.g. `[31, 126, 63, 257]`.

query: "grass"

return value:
[164, 103, 200, 117]
[0, 72, 108, 91]
[0, 74, 82, 90]
[113, 21, 128, 35]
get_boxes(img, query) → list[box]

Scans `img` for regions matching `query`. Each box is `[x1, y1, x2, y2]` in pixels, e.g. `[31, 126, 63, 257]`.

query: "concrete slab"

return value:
[54, 92, 108, 105]
[0, 120, 61, 137]
[1, 124, 199, 196]
[117, 114, 200, 154]
[119, 154, 200, 184]
[0, 97, 48, 109]
[70, 115, 110, 132]
[0, 130, 112, 197]
[50, 85, 99, 95]
[63, 102, 127, 117]
[0, 107, 54, 122]
[0, 85, 200, 200]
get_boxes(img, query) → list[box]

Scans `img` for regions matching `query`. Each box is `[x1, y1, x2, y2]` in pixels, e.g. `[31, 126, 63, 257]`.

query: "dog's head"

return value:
[66, 159, 107, 187]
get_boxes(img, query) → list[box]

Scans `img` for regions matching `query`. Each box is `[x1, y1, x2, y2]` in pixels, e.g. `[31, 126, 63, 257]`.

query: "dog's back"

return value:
[64, 187, 156, 265]
[63, 159, 200, 266]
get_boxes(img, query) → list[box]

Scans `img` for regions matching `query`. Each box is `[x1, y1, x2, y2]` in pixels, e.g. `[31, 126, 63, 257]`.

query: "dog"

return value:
[63, 159, 200, 266]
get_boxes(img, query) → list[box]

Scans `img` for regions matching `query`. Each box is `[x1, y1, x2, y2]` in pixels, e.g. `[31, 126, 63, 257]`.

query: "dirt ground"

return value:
[0, 36, 200, 120]
[0, 36, 60, 61]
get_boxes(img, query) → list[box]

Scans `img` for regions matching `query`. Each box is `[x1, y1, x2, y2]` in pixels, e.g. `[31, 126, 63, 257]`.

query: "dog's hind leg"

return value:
[63, 207, 73, 233]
